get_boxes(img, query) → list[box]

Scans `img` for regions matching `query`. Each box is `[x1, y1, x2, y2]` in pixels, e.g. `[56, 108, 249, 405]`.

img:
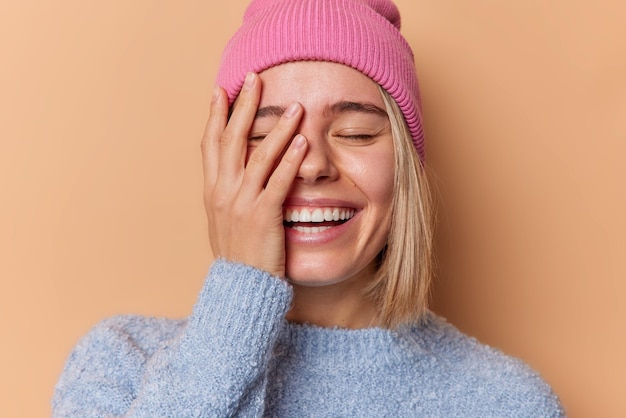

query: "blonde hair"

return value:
[367, 86, 436, 328]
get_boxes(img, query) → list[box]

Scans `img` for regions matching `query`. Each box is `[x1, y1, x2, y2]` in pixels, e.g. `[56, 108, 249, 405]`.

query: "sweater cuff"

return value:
[184, 259, 293, 350]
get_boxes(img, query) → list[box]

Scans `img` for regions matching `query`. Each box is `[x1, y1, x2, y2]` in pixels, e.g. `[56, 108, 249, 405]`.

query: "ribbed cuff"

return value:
[184, 259, 293, 352]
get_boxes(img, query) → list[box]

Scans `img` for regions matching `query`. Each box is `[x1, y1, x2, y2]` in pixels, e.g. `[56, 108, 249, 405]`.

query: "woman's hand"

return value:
[201, 73, 307, 278]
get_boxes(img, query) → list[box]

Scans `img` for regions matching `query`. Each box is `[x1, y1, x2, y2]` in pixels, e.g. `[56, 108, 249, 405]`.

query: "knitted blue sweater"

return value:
[53, 260, 565, 417]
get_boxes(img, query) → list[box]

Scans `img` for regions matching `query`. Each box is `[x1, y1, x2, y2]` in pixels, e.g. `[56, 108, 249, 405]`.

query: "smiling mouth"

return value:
[283, 207, 356, 233]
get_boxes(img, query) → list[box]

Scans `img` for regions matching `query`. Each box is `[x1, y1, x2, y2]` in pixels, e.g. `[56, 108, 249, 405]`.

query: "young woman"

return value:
[53, 0, 564, 416]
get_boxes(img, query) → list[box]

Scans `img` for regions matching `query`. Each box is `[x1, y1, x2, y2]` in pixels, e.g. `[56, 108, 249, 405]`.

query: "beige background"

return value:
[1, 0, 624, 416]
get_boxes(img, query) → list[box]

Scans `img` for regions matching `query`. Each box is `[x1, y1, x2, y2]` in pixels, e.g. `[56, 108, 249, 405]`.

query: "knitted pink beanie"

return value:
[216, 0, 424, 159]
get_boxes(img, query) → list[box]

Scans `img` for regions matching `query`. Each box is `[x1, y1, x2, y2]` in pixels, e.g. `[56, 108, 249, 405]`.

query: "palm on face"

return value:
[202, 72, 306, 278]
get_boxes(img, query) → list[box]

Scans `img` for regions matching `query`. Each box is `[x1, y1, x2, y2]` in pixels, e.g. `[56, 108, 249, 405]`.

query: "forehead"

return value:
[258, 61, 383, 110]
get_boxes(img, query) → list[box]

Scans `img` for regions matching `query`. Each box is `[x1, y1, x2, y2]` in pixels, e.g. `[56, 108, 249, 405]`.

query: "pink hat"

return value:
[216, 0, 424, 159]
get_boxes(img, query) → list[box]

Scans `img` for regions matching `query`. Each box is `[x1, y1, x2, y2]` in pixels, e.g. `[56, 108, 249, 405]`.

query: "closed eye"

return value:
[337, 134, 375, 140]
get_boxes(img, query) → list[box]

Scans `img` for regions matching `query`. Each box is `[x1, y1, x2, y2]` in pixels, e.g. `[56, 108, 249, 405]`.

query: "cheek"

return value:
[344, 147, 395, 205]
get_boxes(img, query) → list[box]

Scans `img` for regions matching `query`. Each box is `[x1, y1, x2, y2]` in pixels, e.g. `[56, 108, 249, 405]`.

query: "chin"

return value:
[285, 264, 343, 287]
[286, 274, 347, 288]
[285, 254, 377, 288]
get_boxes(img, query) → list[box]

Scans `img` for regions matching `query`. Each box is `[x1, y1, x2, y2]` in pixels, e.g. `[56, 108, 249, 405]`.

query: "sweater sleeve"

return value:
[52, 259, 293, 418]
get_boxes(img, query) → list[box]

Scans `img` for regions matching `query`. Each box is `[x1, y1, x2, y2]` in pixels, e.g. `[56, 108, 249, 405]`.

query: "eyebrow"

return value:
[327, 101, 387, 117]
[254, 101, 387, 119]
[255, 105, 287, 119]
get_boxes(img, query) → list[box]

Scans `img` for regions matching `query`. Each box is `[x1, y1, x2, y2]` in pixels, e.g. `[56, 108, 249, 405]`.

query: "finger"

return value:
[241, 102, 303, 193]
[218, 72, 262, 184]
[201, 86, 228, 191]
[262, 134, 308, 206]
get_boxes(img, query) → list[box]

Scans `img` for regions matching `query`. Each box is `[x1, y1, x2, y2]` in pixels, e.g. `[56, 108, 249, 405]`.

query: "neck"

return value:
[285, 266, 379, 329]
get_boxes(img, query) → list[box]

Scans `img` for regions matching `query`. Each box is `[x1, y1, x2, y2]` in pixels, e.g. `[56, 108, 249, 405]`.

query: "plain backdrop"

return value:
[1, 1, 625, 416]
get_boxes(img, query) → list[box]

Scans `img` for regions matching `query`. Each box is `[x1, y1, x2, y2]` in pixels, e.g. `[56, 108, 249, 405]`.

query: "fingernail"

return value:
[292, 134, 306, 149]
[212, 86, 220, 102]
[285, 102, 300, 117]
[243, 72, 255, 90]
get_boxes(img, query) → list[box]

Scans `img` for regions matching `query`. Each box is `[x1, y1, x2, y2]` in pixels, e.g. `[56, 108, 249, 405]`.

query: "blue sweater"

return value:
[53, 260, 565, 417]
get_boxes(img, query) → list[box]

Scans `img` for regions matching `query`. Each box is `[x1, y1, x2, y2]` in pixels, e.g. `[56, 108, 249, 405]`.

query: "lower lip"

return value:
[284, 212, 359, 245]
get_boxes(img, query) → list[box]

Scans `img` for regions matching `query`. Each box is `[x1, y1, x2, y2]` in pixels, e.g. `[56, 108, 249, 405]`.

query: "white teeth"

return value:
[311, 208, 324, 222]
[293, 226, 332, 234]
[284, 207, 356, 223]
[300, 209, 312, 222]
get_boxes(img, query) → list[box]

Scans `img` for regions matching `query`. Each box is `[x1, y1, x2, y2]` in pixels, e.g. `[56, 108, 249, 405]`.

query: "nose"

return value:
[295, 134, 339, 184]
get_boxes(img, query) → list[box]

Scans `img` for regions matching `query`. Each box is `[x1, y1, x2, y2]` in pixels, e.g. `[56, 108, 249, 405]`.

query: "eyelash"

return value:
[248, 134, 375, 142]
[337, 134, 375, 141]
